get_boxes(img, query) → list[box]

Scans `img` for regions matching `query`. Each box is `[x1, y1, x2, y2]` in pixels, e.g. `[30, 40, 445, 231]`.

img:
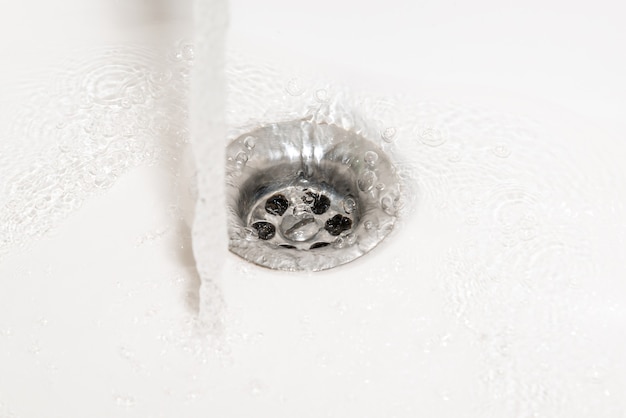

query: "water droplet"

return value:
[492, 143, 511, 158]
[381, 127, 397, 143]
[333, 236, 345, 248]
[243, 136, 256, 149]
[381, 196, 395, 215]
[358, 171, 377, 192]
[364, 220, 375, 231]
[364, 151, 379, 166]
[376, 183, 386, 191]
[235, 152, 248, 167]
[418, 126, 447, 147]
[342, 197, 357, 214]
[315, 89, 329, 102]
[286, 78, 305, 96]
[181, 44, 194, 60]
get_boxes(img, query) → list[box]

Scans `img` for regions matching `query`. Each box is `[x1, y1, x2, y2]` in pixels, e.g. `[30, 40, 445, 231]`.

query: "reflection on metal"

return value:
[226, 119, 401, 271]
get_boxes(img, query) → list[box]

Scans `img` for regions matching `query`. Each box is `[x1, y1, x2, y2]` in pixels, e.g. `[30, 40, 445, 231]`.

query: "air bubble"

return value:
[235, 152, 248, 166]
[381, 196, 394, 215]
[418, 126, 447, 147]
[346, 233, 357, 245]
[381, 127, 397, 143]
[243, 136, 256, 150]
[342, 197, 357, 214]
[181, 44, 194, 61]
[286, 78, 305, 96]
[358, 170, 377, 192]
[364, 151, 379, 166]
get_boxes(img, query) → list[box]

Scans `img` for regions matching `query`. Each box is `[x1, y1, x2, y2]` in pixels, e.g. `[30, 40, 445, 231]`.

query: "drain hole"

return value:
[325, 214, 353, 236]
[310, 242, 330, 249]
[265, 194, 290, 216]
[303, 191, 331, 215]
[252, 221, 276, 240]
[227, 119, 401, 271]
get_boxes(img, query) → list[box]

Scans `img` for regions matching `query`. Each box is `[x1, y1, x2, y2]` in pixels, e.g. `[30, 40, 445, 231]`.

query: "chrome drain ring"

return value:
[226, 119, 401, 271]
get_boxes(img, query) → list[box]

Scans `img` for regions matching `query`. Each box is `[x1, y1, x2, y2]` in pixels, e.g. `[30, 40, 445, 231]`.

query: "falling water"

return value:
[189, 0, 229, 328]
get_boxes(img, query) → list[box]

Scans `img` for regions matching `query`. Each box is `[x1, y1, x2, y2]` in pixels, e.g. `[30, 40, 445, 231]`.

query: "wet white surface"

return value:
[1, 0, 626, 417]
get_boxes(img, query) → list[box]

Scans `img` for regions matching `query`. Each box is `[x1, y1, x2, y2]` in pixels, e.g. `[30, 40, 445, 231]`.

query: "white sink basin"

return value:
[1, 0, 625, 416]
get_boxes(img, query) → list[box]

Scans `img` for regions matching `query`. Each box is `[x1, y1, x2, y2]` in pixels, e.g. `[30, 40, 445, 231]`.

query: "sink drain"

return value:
[226, 119, 401, 271]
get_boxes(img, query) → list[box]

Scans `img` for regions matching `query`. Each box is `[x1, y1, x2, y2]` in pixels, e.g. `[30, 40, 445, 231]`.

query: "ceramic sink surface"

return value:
[1, 0, 625, 417]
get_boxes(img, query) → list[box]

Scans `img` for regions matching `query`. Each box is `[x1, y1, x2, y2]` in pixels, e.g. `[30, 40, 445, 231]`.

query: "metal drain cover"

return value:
[226, 119, 401, 271]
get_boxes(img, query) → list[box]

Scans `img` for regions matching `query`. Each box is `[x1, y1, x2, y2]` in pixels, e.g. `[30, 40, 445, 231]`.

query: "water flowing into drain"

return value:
[226, 119, 401, 271]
